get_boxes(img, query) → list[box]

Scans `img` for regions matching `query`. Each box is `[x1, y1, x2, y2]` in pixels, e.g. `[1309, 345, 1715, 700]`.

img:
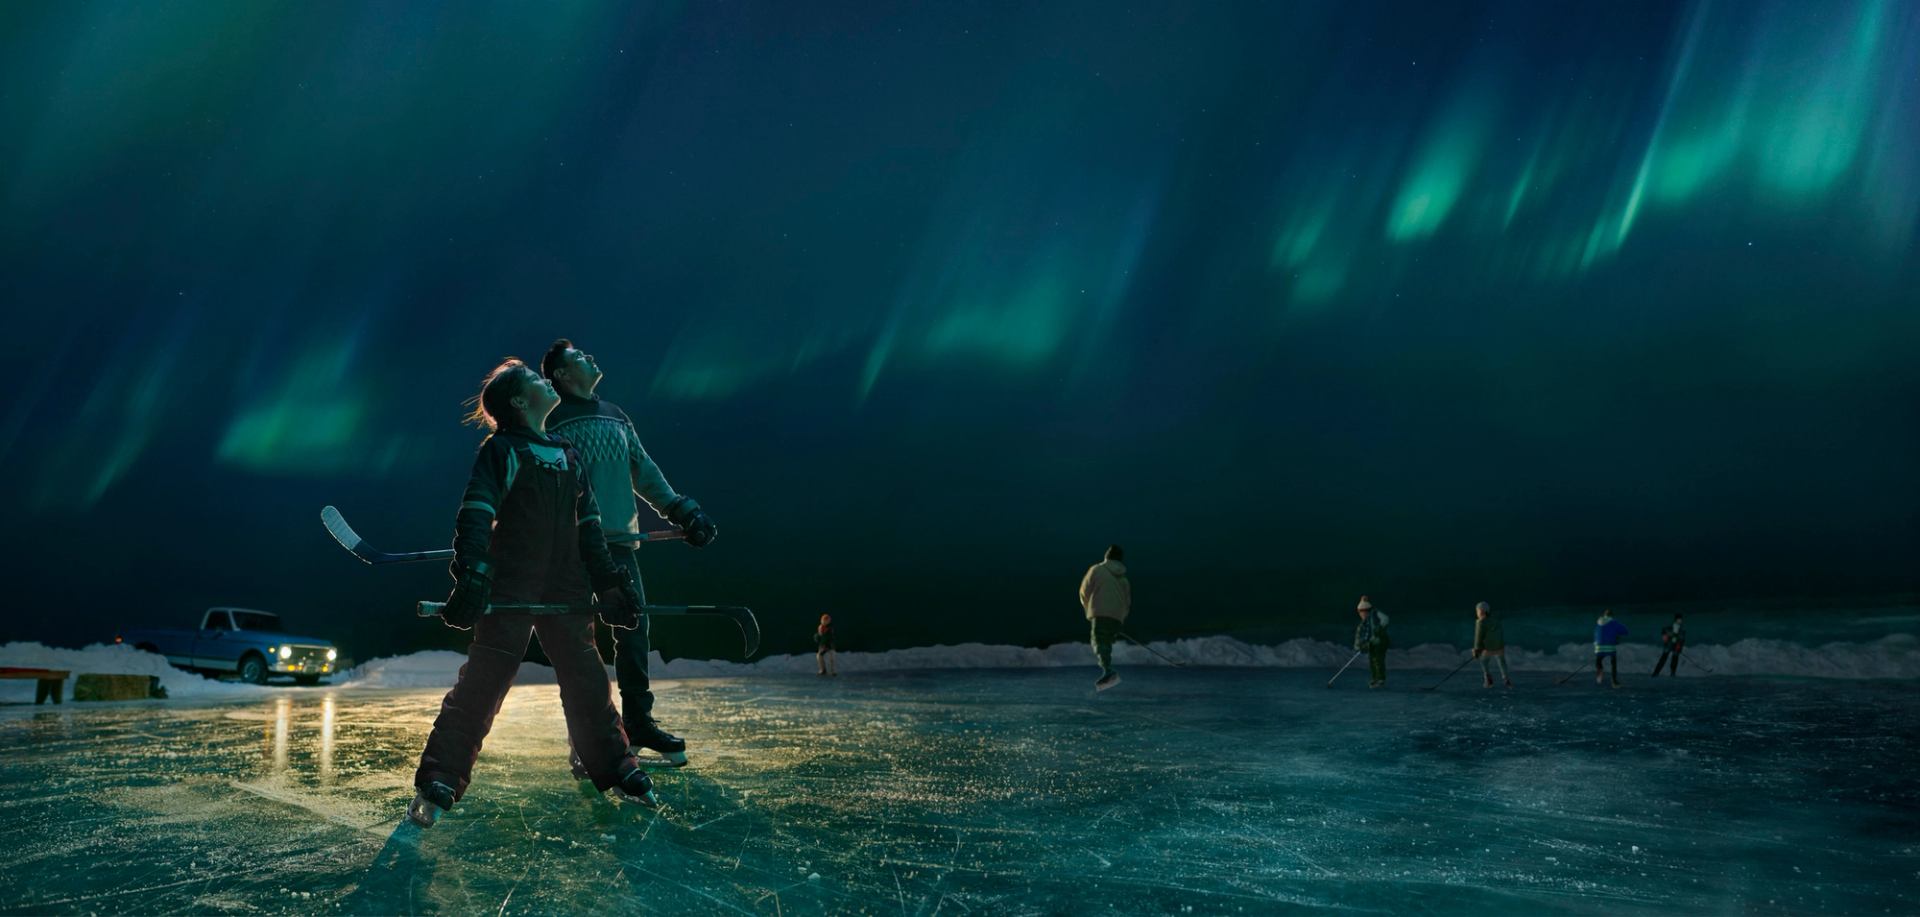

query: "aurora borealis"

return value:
[2, 1, 1915, 658]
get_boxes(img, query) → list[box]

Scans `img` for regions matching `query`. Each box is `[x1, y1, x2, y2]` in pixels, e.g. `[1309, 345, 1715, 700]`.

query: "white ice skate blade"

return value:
[1094, 675, 1121, 692]
[406, 795, 445, 829]
[630, 750, 689, 768]
[609, 786, 663, 809]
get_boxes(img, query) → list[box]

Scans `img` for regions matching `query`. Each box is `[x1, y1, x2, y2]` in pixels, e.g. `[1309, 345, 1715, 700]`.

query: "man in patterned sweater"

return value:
[542, 339, 718, 766]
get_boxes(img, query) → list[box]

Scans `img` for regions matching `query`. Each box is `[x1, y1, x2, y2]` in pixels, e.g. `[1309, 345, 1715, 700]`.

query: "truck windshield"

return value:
[231, 612, 284, 632]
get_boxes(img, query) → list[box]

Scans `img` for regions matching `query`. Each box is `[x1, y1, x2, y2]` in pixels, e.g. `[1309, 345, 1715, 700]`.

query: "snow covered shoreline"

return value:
[4, 632, 1917, 701]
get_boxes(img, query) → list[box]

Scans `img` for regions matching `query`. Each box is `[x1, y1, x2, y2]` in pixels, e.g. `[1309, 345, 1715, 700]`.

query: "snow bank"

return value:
[11, 633, 1916, 703]
[341, 651, 557, 689]
[335, 633, 1920, 686]
[0, 642, 283, 703]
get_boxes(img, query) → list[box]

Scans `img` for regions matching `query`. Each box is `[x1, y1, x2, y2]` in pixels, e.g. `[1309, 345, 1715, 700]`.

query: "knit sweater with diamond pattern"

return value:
[546, 392, 682, 536]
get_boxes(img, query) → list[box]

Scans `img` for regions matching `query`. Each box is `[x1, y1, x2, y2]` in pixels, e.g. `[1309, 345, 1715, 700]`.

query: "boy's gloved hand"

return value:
[442, 558, 493, 630]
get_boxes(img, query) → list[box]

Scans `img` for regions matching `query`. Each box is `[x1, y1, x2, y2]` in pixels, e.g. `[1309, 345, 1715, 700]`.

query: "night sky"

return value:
[3, 1, 1916, 661]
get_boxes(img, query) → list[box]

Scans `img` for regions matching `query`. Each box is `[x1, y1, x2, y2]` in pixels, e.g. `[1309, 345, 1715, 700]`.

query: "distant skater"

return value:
[1079, 545, 1131, 691]
[1473, 601, 1512, 689]
[815, 614, 838, 676]
[1594, 609, 1628, 688]
[1354, 596, 1390, 688]
[1651, 612, 1685, 677]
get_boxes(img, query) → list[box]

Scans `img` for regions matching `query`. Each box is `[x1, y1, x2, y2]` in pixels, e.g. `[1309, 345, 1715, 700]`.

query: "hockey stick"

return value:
[1117, 631, 1189, 667]
[1554, 658, 1595, 685]
[1677, 652, 1714, 675]
[1326, 650, 1363, 688]
[1420, 653, 1477, 692]
[416, 601, 760, 659]
[323, 505, 685, 565]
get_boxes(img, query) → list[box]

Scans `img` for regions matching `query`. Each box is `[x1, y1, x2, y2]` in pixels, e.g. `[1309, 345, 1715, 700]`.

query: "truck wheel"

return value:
[238, 653, 268, 685]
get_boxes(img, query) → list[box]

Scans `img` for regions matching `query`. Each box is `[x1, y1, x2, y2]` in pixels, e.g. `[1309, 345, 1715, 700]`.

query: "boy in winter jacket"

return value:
[1079, 545, 1130, 690]
[1354, 596, 1390, 688]
[1594, 609, 1628, 687]
[1473, 601, 1512, 689]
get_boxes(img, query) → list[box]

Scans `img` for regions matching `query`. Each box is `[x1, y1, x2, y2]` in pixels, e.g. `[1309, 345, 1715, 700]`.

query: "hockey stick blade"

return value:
[321, 505, 386, 564]
[323, 505, 686, 566]
[416, 601, 760, 659]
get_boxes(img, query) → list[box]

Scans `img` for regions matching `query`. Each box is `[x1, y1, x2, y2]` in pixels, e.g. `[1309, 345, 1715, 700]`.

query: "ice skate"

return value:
[1094, 671, 1121, 691]
[1483, 674, 1495, 688]
[629, 718, 688, 768]
[407, 781, 457, 829]
[609, 767, 662, 809]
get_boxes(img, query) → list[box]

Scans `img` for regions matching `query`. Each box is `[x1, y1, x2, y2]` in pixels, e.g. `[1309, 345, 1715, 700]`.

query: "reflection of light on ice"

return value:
[271, 696, 290, 772]
[319, 694, 335, 781]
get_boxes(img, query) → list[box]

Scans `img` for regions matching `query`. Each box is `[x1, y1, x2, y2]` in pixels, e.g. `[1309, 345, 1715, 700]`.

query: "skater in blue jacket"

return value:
[1594, 609, 1628, 687]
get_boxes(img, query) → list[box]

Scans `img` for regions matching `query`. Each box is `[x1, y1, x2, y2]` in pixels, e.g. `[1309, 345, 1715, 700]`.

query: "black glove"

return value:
[442, 558, 493, 630]
[594, 571, 643, 631]
[665, 495, 717, 548]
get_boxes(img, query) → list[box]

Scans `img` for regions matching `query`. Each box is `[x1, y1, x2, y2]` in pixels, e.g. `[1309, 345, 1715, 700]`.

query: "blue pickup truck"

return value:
[118, 608, 341, 685]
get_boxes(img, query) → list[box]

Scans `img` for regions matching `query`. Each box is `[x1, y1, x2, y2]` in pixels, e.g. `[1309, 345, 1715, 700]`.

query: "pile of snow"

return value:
[333, 633, 1920, 686]
[342, 651, 557, 689]
[649, 634, 1920, 680]
[0, 642, 282, 703]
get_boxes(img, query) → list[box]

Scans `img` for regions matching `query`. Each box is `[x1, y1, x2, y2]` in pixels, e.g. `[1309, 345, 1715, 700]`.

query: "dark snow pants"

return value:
[1367, 645, 1388, 684]
[608, 547, 656, 722]
[1595, 650, 1619, 683]
[416, 613, 633, 802]
[1652, 647, 1681, 676]
[1090, 616, 1120, 675]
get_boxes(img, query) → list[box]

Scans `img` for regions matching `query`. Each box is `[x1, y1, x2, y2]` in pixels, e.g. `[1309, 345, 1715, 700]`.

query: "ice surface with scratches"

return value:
[2, 668, 1918, 914]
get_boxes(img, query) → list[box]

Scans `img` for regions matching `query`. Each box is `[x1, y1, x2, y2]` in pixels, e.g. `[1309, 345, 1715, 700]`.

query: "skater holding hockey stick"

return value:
[1593, 608, 1628, 688]
[543, 339, 717, 768]
[1353, 596, 1391, 688]
[1473, 601, 1513, 689]
[408, 358, 658, 828]
[1651, 612, 1685, 677]
[1079, 544, 1131, 691]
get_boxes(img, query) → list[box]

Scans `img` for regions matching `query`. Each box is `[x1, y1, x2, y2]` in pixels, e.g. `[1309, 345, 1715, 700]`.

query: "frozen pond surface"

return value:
[2, 668, 1917, 914]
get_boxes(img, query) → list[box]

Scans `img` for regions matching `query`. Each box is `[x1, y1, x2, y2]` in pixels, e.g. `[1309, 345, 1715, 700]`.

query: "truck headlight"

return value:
[278, 646, 292, 660]
[326, 648, 337, 661]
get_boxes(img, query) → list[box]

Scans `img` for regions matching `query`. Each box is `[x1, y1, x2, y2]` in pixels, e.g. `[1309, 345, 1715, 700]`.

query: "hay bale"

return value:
[73, 673, 161, 701]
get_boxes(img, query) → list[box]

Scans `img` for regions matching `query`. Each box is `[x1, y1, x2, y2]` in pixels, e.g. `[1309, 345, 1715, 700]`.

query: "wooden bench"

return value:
[0, 667, 71, 704]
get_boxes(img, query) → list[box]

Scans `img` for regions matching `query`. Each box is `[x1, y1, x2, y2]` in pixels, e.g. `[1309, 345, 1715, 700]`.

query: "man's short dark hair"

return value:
[1105, 544, 1124, 561]
[540, 338, 574, 380]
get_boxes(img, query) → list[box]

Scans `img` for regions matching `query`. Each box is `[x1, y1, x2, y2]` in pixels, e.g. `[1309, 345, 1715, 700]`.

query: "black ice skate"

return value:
[609, 767, 662, 808]
[629, 718, 688, 768]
